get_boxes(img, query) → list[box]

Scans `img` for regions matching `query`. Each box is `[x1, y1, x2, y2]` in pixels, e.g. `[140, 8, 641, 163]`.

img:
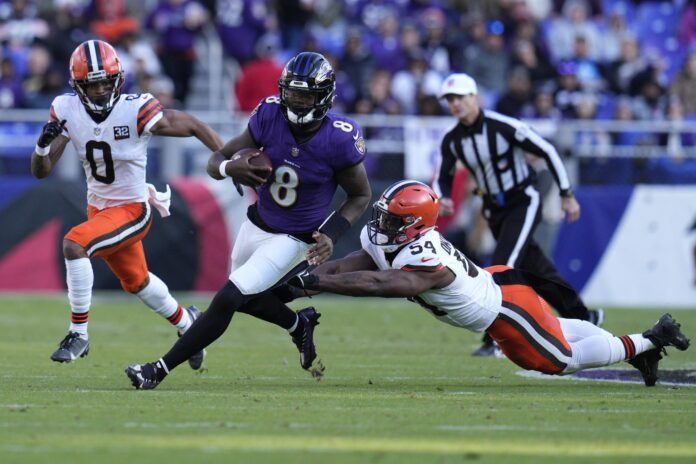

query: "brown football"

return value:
[232, 147, 272, 181]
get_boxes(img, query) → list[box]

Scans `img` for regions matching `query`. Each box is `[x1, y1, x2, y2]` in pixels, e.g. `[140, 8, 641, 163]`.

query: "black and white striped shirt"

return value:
[435, 109, 571, 200]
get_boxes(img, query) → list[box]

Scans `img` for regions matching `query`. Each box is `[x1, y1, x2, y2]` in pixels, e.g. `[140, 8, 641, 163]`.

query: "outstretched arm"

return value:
[313, 249, 378, 275]
[150, 109, 223, 152]
[304, 267, 450, 298]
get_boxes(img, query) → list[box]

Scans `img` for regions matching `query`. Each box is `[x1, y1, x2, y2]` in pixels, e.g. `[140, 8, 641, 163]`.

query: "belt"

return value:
[475, 179, 532, 207]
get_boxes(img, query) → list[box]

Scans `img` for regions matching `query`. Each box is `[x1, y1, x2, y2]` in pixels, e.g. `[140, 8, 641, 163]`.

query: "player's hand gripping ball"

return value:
[229, 148, 273, 187]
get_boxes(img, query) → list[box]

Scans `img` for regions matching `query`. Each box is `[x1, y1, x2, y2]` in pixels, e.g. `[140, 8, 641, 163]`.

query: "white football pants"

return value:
[229, 219, 310, 296]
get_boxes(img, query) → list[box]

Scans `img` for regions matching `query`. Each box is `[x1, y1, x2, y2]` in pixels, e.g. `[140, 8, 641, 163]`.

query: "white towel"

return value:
[146, 183, 171, 218]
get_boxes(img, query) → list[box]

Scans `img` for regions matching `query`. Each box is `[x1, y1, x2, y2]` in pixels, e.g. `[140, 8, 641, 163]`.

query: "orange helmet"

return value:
[368, 180, 440, 251]
[69, 40, 124, 115]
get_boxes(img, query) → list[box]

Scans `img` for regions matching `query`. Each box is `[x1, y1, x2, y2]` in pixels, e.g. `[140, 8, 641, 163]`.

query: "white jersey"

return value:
[50, 93, 163, 209]
[360, 227, 502, 332]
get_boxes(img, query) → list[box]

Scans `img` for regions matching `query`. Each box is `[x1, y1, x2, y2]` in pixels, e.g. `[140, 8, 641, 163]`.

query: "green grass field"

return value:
[1, 294, 695, 464]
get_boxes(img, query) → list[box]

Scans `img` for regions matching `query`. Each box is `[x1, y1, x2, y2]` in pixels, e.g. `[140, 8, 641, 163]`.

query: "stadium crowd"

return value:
[1, 0, 695, 184]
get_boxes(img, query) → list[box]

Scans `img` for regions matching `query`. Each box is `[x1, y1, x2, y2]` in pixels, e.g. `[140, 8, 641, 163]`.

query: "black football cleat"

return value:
[291, 307, 321, 370]
[50, 332, 89, 363]
[628, 348, 663, 387]
[472, 337, 497, 357]
[125, 362, 166, 390]
[643, 314, 691, 351]
[178, 306, 206, 370]
[587, 308, 605, 327]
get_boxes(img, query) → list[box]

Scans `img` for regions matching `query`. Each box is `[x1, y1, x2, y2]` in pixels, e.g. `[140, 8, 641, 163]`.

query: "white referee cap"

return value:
[438, 73, 478, 98]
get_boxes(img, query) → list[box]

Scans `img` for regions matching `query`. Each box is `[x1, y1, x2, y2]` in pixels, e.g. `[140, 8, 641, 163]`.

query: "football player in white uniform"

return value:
[30, 40, 223, 368]
[288, 181, 690, 387]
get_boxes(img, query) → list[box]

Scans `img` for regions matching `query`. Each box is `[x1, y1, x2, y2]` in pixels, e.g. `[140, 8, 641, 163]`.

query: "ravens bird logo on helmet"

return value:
[278, 52, 336, 126]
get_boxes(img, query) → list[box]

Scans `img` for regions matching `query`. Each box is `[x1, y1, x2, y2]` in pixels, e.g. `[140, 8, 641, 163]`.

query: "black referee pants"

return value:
[484, 185, 590, 320]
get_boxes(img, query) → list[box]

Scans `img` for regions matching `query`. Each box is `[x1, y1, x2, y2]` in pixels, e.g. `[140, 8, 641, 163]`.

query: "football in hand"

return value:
[231, 148, 272, 184]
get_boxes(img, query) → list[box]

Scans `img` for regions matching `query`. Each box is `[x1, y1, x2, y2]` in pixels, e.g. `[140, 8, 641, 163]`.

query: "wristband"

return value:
[218, 160, 231, 178]
[35, 144, 50, 157]
[560, 188, 574, 198]
[318, 211, 351, 244]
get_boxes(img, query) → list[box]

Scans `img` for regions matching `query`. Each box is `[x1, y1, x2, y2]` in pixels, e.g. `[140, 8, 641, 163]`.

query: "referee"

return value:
[435, 73, 603, 356]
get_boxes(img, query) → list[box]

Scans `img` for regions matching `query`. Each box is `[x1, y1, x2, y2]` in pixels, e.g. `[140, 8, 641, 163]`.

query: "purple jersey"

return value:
[248, 96, 366, 235]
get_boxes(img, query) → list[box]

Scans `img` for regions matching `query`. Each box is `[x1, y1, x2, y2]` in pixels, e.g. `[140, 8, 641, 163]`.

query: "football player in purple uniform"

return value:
[126, 52, 372, 389]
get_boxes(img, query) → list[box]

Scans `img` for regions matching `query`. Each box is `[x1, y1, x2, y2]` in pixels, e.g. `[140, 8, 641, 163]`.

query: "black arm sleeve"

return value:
[437, 135, 457, 198]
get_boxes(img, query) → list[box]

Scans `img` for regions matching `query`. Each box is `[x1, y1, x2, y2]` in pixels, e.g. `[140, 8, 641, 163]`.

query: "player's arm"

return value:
[294, 267, 452, 298]
[282, 249, 378, 300]
[150, 109, 223, 151]
[307, 163, 372, 265]
[511, 124, 580, 222]
[31, 120, 69, 179]
[437, 136, 457, 216]
[314, 249, 378, 275]
[335, 162, 372, 225]
[205, 127, 268, 186]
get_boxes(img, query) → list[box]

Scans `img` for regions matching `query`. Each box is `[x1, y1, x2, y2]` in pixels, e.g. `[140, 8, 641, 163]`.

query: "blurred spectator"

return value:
[21, 43, 51, 101]
[398, 22, 422, 64]
[87, 0, 139, 45]
[145, 0, 209, 105]
[678, 0, 696, 46]
[420, 7, 450, 76]
[665, 98, 696, 157]
[569, 35, 603, 90]
[25, 65, 66, 108]
[611, 97, 644, 147]
[275, 0, 313, 53]
[148, 74, 178, 109]
[354, 68, 400, 115]
[554, 60, 584, 118]
[234, 33, 283, 111]
[547, 0, 601, 61]
[339, 27, 374, 102]
[324, 52, 356, 112]
[307, 0, 348, 58]
[574, 94, 610, 155]
[511, 38, 556, 89]
[645, 97, 696, 184]
[521, 85, 562, 120]
[416, 94, 446, 116]
[0, 0, 49, 47]
[631, 76, 667, 121]
[600, 6, 632, 63]
[216, 0, 269, 65]
[46, 1, 89, 65]
[574, 93, 630, 185]
[0, 57, 25, 108]
[669, 51, 696, 116]
[604, 34, 648, 95]
[369, 12, 407, 74]
[390, 51, 442, 114]
[494, 66, 532, 117]
[116, 32, 162, 92]
[462, 20, 509, 95]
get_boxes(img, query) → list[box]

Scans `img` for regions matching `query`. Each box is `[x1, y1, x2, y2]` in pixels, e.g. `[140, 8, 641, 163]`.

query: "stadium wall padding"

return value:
[554, 185, 696, 308]
[2, 181, 695, 307]
[0, 179, 230, 292]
